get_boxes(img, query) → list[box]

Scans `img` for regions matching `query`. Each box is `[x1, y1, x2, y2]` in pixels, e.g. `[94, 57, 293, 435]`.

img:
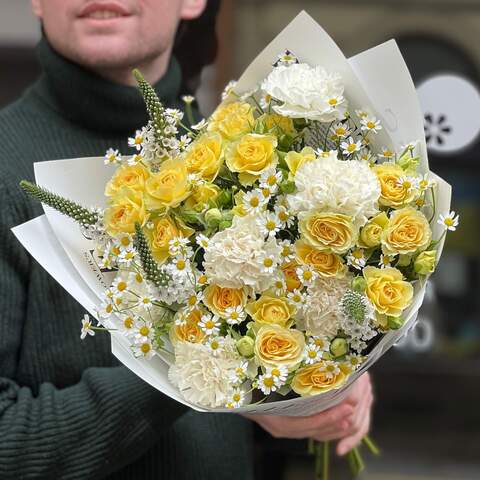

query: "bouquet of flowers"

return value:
[14, 11, 457, 478]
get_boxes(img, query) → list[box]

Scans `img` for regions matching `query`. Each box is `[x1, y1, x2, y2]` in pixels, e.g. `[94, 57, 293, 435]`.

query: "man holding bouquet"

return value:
[0, 0, 373, 478]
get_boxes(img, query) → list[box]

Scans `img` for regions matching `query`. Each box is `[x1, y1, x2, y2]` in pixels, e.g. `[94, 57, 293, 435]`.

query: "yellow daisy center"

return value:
[124, 317, 133, 329]
[139, 326, 150, 336]
[263, 377, 275, 388]
[141, 343, 151, 354]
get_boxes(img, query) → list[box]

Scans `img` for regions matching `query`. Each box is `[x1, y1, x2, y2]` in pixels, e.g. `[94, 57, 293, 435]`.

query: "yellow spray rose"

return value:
[373, 162, 417, 208]
[261, 113, 296, 136]
[414, 250, 437, 275]
[104, 188, 148, 236]
[203, 284, 249, 318]
[208, 101, 254, 140]
[254, 324, 305, 368]
[363, 266, 414, 317]
[145, 216, 194, 264]
[281, 261, 302, 292]
[285, 146, 316, 176]
[170, 308, 205, 345]
[246, 294, 295, 328]
[382, 207, 432, 255]
[225, 133, 278, 185]
[145, 157, 190, 211]
[105, 164, 149, 198]
[183, 131, 223, 180]
[295, 239, 346, 277]
[299, 212, 357, 254]
[358, 212, 389, 248]
[291, 361, 348, 397]
[184, 183, 220, 212]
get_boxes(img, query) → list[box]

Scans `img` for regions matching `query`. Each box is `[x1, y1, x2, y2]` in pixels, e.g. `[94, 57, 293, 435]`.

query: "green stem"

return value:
[322, 441, 330, 480]
[185, 102, 195, 126]
[363, 435, 380, 456]
[347, 450, 358, 476]
[308, 438, 315, 455]
[352, 447, 365, 474]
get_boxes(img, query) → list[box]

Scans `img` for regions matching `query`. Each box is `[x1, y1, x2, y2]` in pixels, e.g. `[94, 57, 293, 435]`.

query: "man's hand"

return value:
[245, 372, 373, 456]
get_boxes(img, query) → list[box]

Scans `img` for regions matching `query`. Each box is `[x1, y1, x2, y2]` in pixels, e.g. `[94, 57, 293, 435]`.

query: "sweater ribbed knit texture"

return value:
[0, 38, 253, 480]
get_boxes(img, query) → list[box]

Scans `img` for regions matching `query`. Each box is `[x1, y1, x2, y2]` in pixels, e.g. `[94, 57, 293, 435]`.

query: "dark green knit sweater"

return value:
[0, 39, 253, 479]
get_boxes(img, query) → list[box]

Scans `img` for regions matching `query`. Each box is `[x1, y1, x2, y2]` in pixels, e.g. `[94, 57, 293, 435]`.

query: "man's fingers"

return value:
[336, 404, 371, 455]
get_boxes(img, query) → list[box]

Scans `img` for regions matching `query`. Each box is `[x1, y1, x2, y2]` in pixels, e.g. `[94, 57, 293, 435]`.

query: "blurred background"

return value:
[1, 0, 479, 478]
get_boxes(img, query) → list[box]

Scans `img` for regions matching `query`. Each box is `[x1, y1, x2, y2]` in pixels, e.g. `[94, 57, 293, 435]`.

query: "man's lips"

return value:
[78, 2, 131, 19]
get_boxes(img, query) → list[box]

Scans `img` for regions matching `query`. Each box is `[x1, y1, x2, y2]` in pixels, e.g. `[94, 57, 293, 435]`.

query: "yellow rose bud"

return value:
[299, 212, 357, 254]
[203, 284, 248, 318]
[285, 146, 316, 176]
[145, 215, 194, 264]
[225, 133, 278, 183]
[145, 157, 191, 210]
[281, 261, 302, 292]
[291, 361, 348, 397]
[208, 101, 254, 140]
[184, 183, 220, 212]
[170, 308, 205, 345]
[254, 324, 305, 368]
[104, 188, 148, 236]
[183, 131, 223, 180]
[373, 162, 417, 208]
[105, 164, 149, 198]
[358, 212, 389, 248]
[382, 207, 432, 255]
[363, 266, 414, 317]
[414, 250, 437, 275]
[295, 239, 346, 277]
[246, 294, 296, 328]
[261, 113, 296, 136]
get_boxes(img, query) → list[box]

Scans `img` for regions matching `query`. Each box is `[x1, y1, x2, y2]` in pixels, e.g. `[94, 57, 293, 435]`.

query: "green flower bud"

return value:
[279, 180, 296, 194]
[397, 254, 412, 267]
[397, 152, 420, 174]
[218, 219, 233, 230]
[330, 337, 348, 358]
[351, 276, 367, 293]
[204, 208, 222, 227]
[414, 250, 436, 275]
[236, 336, 255, 358]
[387, 316, 404, 330]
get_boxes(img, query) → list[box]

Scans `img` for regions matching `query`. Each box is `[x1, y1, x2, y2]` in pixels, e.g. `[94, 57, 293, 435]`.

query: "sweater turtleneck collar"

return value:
[32, 37, 182, 134]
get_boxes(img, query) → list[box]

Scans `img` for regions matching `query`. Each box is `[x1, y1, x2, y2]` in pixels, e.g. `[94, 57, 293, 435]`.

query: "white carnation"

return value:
[203, 215, 281, 292]
[299, 276, 351, 337]
[261, 63, 347, 122]
[168, 336, 241, 408]
[287, 155, 380, 227]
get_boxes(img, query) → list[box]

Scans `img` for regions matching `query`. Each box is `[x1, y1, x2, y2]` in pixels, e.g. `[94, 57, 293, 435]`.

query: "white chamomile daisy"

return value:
[331, 122, 350, 138]
[139, 294, 155, 310]
[133, 320, 154, 343]
[206, 336, 225, 356]
[221, 80, 238, 100]
[287, 289, 306, 308]
[327, 95, 345, 110]
[259, 169, 282, 192]
[80, 314, 95, 340]
[379, 254, 395, 269]
[257, 212, 281, 238]
[128, 153, 143, 166]
[196, 233, 210, 249]
[345, 354, 364, 371]
[225, 306, 247, 326]
[320, 360, 341, 379]
[303, 343, 322, 364]
[397, 176, 420, 192]
[199, 314, 221, 336]
[347, 249, 367, 270]
[260, 255, 277, 274]
[275, 205, 294, 228]
[129, 271, 145, 286]
[118, 313, 136, 336]
[267, 365, 288, 386]
[186, 291, 203, 310]
[243, 190, 266, 214]
[400, 140, 418, 152]
[104, 148, 121, 165]
[178, 134, 191, 150]
[341, 137, 362, 156]
[418, 174, 435, 191]
[133, 339, 155, 358]
[276, 49, 298, 66]
[296, 265, 317, 286]
[112, 276, 129, 295]
[168, 237, 190, 256]
[355, 109, 369, 119]
[379, 147, 395, 159]
[438, 211, 460, 231]
[172, 256, 191, 275]
[358, 150, 377, 166]
[118, 248, 137, 266]
[225, 388, 246, 409]
[360, 116, 382, 134]
[191, 118, 208, 131]
[230, 361, 248, 385]
[272, 276, 287, 295]
[99, 256, 113, 269]
[309, 336, 331, 352]
[128, 127, 148, 150]
[260, 91, 272, 110]
[278, 240, 295, 262]
[165, 108, 184, 124]
[257, 373, 278, 395]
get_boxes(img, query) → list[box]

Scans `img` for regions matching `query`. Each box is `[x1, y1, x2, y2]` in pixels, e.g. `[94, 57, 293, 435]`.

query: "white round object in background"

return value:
[417, 74, 480, 155]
